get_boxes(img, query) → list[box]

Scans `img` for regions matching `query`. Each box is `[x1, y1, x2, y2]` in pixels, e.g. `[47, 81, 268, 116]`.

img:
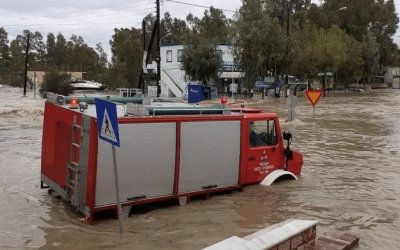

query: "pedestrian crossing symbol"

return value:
[95, 98, 120, 147]
[101, 109, 116, 140]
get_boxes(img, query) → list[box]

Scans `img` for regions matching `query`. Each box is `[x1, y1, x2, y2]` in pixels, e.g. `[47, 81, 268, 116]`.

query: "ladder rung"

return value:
[67, 182, 75, 190]
[67, 119, 81, 209]
[68, 162, 79, 169]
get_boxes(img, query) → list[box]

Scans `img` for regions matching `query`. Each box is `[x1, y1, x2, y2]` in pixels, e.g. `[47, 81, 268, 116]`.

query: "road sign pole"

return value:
[313, 106, 315, 119]
[112, 145, 123, 233]
[305, 90, 322, 119]
[288, 94, 293, 121]
[286, 92, 297, 122]
[95, 98, 122, 232]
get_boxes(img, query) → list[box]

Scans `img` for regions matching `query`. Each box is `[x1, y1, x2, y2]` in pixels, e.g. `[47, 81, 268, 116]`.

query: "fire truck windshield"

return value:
[249, 120, 277, 147]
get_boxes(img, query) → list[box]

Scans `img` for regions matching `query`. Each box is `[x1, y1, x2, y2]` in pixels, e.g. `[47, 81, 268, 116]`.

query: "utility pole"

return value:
[142, 20, 146, 61]
[231, 40, 234, 99]
[138, 19, 158, 91]
[156, 0, 161, 97]
[285, 1, 290, 86]
[273, 56, 277, 97]
[140, 19, 146, 93]
[323, 27, 328, 97]
[23, 33, 30, 96]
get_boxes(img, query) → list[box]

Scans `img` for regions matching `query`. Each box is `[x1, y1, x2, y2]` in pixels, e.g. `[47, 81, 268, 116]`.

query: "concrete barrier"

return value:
[204, 219, 360, 250]
[203, 219, 317, 250]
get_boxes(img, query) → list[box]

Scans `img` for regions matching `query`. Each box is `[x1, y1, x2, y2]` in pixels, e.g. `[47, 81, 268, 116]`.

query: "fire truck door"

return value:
[246, 119, 281, 184]
[179, 121, 241, 193]
[95, 123, 176, 207]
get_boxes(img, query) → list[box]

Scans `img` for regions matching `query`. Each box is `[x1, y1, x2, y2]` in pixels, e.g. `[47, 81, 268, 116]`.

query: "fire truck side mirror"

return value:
[283, 130, 294, 162]
[282, 130, 292, 141]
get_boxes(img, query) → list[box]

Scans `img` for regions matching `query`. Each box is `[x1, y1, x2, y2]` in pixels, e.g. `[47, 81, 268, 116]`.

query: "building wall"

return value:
[204, 220, 318, 250]
[27, 71, 46, 87]
[385, 66, 400, 88]
[159, 44, 236, 97]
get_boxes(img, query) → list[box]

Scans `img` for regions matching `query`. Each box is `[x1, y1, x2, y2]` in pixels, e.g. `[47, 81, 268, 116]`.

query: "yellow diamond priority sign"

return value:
[305, 90, 322, 107]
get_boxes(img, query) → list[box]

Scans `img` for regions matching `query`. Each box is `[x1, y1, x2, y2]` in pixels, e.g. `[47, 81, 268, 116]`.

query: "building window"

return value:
[166, 50, 172, 63]
[177, 49, 183, 62]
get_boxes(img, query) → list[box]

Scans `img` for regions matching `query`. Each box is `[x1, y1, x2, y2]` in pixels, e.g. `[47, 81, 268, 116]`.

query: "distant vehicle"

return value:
[347, 86, 364, 92]
[70, 80, 106, 90]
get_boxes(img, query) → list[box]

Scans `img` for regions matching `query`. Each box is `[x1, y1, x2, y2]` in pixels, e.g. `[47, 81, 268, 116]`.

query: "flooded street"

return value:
[0, 86, 399, 249]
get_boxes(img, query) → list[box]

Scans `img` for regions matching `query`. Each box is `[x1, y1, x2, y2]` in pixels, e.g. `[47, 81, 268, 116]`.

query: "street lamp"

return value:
[323, 6, 347, 97]
[160, 33, 172, 43]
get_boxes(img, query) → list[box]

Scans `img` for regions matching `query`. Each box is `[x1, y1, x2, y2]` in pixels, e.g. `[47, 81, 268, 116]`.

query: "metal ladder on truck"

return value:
[66, 115, 82, 211]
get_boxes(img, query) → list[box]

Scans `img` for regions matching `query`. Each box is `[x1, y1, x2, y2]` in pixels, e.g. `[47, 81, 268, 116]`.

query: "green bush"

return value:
[9, 72, 23, 87]
[41, 69, 73, 96]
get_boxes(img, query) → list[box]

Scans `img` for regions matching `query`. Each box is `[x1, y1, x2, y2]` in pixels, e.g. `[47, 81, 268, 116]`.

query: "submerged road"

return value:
[0, 86, 399, 249]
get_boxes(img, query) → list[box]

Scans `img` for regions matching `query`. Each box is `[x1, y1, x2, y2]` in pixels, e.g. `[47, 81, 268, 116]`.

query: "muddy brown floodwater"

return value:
[0, 86, 399, 249]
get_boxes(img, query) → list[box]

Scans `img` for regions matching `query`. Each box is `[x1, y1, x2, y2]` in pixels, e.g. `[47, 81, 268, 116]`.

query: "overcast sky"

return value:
[1, 0, 399, 57]
[0, 0, 240, 56]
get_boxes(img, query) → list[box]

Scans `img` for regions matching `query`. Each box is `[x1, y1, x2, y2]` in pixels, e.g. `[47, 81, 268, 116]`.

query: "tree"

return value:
[257, 0, 311, 80]
[161, 12, 190, 44]
[109, 27, 142, 88]
[181, 36, 222, 85]
[9, 38, 24, 87]
[234, 0, 285, 88]
[321, 0, 399, 82]
[66, 35, 83, 71]
[0, 28, 108, 88]
[186, 13, 201, 36]
[0, 28, 10, 84]
[290, 21, 323, 79]
[197, 7, 230, 44]
[55, 33, 68, 71]
[46, 33, 56, 67]
[180, 7, 230, 85]
[292, 21, 363, 84]
[337, 35, 363, 84]
[31, 31, 46, 70]
[96, 43, 108, 68]
[67, 34, 99, 73]
[41, 67, 73, 95]
[13, 30, 46, 71]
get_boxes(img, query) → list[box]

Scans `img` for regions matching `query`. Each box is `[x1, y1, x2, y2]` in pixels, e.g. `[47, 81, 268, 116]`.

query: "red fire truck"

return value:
[40, 94, 303, 224]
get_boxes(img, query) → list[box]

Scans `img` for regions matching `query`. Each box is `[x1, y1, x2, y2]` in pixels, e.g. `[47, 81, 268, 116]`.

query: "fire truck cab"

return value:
[234, 108, 303, 185]
[40, 94, 303, 223]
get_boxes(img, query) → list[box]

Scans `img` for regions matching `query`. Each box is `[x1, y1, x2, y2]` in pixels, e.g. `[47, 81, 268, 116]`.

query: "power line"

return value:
[165, 0, 237, 13]
[4, 11, 154, 29]
[2, 0, 152, 28]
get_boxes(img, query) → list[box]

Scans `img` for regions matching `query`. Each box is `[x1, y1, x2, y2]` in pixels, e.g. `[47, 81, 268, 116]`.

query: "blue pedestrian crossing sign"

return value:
[95, 98, 120, 147]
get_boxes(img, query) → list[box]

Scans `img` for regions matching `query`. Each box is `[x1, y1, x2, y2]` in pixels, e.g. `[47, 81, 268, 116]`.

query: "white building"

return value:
[158, 44, 242, 98]
[385, 66, 400, 89]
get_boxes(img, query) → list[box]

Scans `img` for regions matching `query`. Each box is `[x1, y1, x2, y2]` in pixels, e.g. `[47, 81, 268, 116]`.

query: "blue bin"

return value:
[188, 84, 203, 103]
